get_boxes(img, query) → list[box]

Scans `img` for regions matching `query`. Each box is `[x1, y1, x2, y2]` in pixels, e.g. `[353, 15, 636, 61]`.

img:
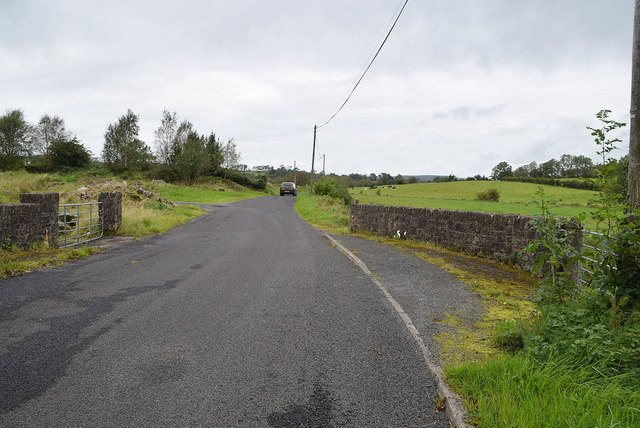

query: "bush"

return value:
[313, 177, 353, 205]
[524, 300, 640, 377]
[220, 169, 267, 190]
[476, 188, 500, 202]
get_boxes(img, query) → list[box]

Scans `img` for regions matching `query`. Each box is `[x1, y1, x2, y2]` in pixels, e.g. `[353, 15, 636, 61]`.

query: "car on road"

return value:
[280, 182, 297, 196]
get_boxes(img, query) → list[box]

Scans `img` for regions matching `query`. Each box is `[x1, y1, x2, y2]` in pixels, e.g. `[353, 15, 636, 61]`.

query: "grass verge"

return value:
[294, 189, 351, 234]
[1, 245, 101, 279]
[118, 200, 205, 236]
[446, 353, 640, 427]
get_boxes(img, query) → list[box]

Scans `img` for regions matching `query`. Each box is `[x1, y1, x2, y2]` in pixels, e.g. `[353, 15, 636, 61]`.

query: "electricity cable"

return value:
[317, 0, 409, 129]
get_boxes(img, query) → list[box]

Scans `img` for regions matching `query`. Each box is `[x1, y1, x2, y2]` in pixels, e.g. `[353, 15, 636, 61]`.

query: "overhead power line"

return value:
[317, 0, 410, 128]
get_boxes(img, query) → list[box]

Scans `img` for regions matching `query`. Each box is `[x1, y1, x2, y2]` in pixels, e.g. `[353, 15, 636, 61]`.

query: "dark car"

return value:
[280, 182, 297, 196]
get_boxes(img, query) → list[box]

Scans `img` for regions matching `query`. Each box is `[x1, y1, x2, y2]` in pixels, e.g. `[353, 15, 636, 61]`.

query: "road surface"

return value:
[0, 196, 451, 427]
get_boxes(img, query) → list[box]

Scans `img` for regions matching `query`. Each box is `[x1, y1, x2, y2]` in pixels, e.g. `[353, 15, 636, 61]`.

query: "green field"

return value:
[352, 181, 600, 228]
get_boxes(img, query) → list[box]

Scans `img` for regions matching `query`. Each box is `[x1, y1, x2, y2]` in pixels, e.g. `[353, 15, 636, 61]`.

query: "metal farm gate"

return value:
[58, 202, 104, 247]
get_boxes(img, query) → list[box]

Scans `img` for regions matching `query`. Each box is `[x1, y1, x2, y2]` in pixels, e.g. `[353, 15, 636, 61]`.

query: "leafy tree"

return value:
[407, 176, 419, 184]
[378, 172, 394, 185]
[222, 138, 241, 170]
[0, 109, 32, 168]
[173, 131, 209, 183]
[539, 159, 562, 178]
[102, 109, 152, 172]
[491, 161, 513, 180]
[47, 137, 91, 169]
[393, 174, 406, 185]
[205, 132, 224, 174]
[153, 110, 178, 164]
[33, 114, 71, 155]
[572, 155, 595, 178]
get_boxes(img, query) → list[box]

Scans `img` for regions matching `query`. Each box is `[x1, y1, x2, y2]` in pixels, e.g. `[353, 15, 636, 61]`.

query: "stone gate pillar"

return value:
[98, 192, 122, 233]
[19, 193, 59, 248]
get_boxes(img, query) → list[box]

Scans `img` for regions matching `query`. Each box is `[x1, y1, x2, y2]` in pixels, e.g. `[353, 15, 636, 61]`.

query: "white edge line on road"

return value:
[323, 233, 470, 428]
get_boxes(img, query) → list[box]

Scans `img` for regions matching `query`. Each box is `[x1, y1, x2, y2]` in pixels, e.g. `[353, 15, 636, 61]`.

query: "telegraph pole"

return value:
[322, 154, 326, 176]
[630, 0, 640, 208]
[309, 125, 317, 194]
[294, 160, 297, 186]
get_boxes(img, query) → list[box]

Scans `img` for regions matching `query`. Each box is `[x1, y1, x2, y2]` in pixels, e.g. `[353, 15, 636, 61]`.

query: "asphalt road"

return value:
[0, 195, 451, 427]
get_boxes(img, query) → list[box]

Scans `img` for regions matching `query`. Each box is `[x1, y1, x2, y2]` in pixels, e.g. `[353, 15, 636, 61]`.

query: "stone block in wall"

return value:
[99, 192, 122, 232]
[19, 193, 59, 247]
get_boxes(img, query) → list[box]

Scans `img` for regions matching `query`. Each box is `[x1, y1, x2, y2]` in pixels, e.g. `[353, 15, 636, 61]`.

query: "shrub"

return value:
[313, 177, 353, 205]
[476, 188, 500, 202]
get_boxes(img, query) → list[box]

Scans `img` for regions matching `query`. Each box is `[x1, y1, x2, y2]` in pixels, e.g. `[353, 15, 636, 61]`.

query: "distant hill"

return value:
[401, 175, 445, 182]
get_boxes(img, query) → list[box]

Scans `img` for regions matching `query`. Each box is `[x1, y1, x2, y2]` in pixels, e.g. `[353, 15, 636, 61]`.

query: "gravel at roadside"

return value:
[327, 234, 484, 367]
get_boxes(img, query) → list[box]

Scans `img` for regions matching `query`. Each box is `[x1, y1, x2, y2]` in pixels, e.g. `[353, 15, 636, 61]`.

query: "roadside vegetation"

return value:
[0, 169, 272, 278]
[298, 111, 640, 427]
[295, 183, 351, 234]
[1, 242, 100, 279]
[446, 110, 640, 427]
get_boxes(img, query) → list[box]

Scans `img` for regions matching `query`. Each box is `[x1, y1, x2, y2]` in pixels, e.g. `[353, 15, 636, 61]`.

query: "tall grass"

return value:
[447, 353, 640, 427]
[295, 189, 350, 234]
[118, 200, 204, 236]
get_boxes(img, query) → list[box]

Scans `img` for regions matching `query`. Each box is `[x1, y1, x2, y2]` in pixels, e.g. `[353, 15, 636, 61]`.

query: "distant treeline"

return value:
[502, 176, 598, 191]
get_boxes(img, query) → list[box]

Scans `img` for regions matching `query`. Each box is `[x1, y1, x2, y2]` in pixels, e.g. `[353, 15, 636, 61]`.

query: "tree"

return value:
[572, 155, 595, 178]
[222, 138, 241, 170]
[407, 176, 419, 184]
[0, 109, 32, 168]
[539, 159, 561, 178]
[103, 109, 152, 172]
[378, 172, 394, 185]
[205, 133, 224, 174]
[172, 131, 209, 183]
[393, 174, 406, 185]
[33, 114, 71, 155]
[153, 110, 178, 164]
[491, 161, 513, 180]
[47, 138, 91, 169]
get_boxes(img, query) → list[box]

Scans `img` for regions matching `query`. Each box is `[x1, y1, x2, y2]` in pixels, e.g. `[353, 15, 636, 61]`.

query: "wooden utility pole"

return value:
[294, 160, 297, 186]
[322, 154, 326, 176]
[309, 125, 317, 194]
[630, 0, 640, 208]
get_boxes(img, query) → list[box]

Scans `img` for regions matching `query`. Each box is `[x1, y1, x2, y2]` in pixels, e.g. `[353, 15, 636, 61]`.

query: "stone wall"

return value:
[0, 192, 123, 249]
[350, 203, 582, 267]
[0, 203, 47, 249]
[99, 192, 122, 232]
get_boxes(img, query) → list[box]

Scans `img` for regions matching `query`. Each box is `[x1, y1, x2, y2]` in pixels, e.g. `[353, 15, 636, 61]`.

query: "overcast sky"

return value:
[1, 0, 635, 177]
